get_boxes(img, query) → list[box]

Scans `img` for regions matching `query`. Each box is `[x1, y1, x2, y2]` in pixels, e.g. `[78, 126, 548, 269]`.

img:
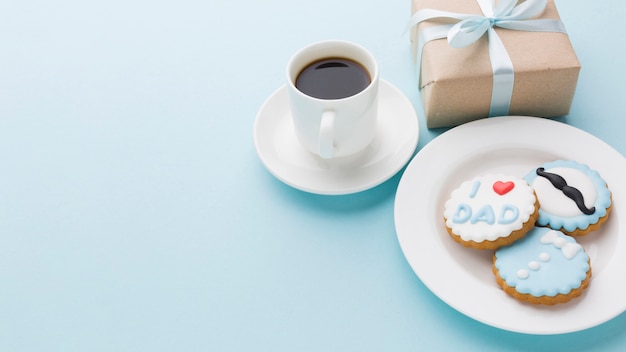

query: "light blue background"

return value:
[1, 0, 625, 351]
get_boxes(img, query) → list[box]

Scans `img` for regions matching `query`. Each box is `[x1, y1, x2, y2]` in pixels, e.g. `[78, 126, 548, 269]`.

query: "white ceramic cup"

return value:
[286, 40, 379, 159]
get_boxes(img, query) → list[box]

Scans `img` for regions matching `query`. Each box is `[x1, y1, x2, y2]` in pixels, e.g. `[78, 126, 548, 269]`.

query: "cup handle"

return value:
[319, 110, 335, 159]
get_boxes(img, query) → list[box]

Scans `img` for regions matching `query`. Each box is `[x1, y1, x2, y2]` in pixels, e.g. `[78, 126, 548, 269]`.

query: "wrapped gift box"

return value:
[410, 0, 580, 128]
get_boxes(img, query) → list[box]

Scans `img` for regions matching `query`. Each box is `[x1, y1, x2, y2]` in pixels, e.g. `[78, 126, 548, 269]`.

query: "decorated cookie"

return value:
[525, 160, 612, 236]
[443, 174, 539, 250]
[493, 227, 591, 305]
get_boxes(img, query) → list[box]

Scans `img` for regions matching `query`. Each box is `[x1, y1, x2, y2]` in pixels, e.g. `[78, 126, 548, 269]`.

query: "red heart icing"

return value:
[493, 181, 515, 195]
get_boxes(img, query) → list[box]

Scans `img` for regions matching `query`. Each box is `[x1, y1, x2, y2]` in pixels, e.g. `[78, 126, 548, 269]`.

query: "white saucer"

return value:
[254, 80, 419, 195]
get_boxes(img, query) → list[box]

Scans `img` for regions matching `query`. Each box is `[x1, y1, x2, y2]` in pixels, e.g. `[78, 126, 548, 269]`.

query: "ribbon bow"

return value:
[408, 0, 567, 116]
[540, 230, 582, 259]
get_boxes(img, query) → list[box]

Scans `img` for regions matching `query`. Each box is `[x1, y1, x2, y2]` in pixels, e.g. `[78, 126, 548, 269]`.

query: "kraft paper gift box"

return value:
[410, 0, 580, 128]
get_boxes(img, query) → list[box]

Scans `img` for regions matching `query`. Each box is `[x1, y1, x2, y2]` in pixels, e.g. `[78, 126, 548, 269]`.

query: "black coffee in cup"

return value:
[295, 57, 371, 100]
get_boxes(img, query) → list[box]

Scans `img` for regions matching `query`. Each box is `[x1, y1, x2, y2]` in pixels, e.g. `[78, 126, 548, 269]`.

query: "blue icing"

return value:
[471, 205, 495, 225]
[524, 160, 611, 232]
[498, 205, 519, 225]
[452, 204, 472, 223]
[469, 180, 480, 198]
[495, 227, 589, 297]
[452, 204, 520, 225]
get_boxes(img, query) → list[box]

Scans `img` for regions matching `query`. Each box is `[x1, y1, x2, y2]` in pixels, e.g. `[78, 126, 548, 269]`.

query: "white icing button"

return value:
[517, 269, 529, 279]
[554, 237, 567, 248]
[528, 261, 540, 270]
[539, 252, 551, 262]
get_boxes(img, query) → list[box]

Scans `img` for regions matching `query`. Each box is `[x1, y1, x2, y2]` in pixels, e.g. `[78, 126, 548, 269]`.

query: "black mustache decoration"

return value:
[536, 167, 596, 215]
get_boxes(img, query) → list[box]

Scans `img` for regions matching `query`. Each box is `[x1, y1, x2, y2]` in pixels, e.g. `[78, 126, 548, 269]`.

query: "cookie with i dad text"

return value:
[524, 160, 612, 236]
[493, 226, 591, 305]
[443, 174, 540, 250]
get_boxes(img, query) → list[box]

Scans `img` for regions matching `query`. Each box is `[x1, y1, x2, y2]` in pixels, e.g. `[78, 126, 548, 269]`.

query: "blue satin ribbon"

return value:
[409, 0, 567, 117]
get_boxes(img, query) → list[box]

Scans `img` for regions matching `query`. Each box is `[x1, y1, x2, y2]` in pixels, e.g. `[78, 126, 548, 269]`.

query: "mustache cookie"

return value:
[524, 160, 612, 236]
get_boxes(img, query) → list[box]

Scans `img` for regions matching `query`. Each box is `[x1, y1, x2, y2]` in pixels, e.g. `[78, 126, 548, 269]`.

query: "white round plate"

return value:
[395, 116, 626, 334]
[254, 80, 419, 195]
